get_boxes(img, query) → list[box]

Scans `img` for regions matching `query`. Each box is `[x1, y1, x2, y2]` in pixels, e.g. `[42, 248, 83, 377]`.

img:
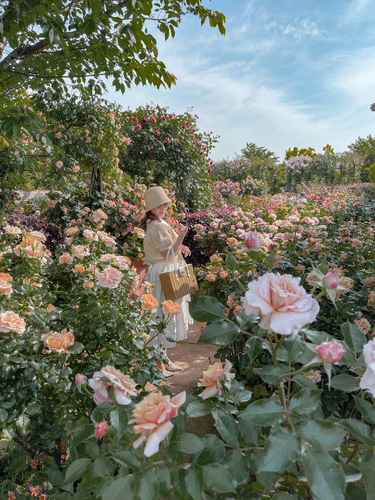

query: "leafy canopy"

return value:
[0, 0, 226, 97]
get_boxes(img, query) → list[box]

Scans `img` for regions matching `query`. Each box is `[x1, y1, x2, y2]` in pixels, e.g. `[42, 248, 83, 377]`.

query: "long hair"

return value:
[140, 210, 157, 231]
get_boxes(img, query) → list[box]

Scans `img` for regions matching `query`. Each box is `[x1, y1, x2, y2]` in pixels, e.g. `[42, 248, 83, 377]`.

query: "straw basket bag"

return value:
[159, 247, 198, 300]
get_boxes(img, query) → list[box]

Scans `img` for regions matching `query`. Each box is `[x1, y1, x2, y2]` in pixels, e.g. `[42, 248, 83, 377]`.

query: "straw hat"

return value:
[144, 186, 172, 212]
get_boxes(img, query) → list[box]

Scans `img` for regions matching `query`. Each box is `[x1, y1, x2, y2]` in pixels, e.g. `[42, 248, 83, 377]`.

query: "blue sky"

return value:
[106, 0, 375, 162]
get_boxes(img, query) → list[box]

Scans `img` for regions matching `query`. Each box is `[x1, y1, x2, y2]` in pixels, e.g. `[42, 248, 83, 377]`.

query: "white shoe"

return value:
[166, 362, 182, 372]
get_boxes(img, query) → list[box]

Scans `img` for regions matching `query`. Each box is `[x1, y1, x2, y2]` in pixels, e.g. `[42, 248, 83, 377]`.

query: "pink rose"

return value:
[241, 273, 319, 335]
[322, 272, 340, 289]
[198, 360, 235, 399]
[316, 340, 344, 363]
[75, 373, 87, 385]
[56, 161, 63, 169]
[130, 391, 186, 457]
[95, 421, 108, 439]
[88, 365, 137, 405]
[360, 339, 375, 396]
[0, 311, 26, 335]
[244, 231, 262, 250]
[95, 266, 123, 288]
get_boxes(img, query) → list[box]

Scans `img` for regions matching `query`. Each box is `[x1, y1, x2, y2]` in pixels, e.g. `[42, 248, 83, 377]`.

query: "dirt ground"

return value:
[160, 322, 218, 437]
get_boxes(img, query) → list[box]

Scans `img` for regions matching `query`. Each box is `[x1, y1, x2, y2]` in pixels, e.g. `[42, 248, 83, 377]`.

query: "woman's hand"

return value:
[177, 224, 188, 237]
[181, 245, 191, 257]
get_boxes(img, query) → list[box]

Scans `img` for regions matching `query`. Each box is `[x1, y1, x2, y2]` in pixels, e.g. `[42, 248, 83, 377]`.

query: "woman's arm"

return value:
[160, 224, 188, 263]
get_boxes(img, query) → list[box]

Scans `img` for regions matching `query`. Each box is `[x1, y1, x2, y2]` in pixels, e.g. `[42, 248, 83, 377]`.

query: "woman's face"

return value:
[151, 203, 169, 219]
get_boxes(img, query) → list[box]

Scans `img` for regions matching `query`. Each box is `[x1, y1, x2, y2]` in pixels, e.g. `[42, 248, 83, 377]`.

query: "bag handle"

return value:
[165, 246, 191, 281]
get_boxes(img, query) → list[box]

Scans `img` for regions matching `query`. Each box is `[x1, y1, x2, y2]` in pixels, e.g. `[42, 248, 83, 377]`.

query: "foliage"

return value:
[0, 197, 166, 476]
[118, 104, 218, 211]
[0, 0, 225, 98]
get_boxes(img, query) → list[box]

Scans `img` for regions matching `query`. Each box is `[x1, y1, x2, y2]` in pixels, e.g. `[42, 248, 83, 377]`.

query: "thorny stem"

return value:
[265, 331, 277, 367]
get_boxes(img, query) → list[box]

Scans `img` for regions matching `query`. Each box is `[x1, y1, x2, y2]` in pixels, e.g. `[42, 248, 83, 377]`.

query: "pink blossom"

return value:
[242, 273, 319, 335]
[322, 272, 340, 289]
[55, 161, 63, 169]
[360, 339, 375, 396]
[75, 373, 87, 385]
[316, 340, 344, 363]
[95, 421, 108, 439]
[244, 231, 262, 250]
[88, 365, 137, 405]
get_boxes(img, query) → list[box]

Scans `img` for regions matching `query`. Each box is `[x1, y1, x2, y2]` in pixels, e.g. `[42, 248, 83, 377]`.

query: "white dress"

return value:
[144, 219, 193, 349]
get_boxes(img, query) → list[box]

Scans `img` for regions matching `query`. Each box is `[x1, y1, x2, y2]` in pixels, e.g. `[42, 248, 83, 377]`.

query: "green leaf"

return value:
[236, 310, 259, 330]
[198, 319, 240, 345]
[340, 419, 375, 446]
[353, 396, 375, 424]
[271, 495, 298, 500]
[330, 374, 360, 392]
[71, 424, 94, 446]
[65, 458, 91, 483]
[289, 389, 321, 416]
[359, 452, 375, 499]
[226, 252, 237, 271]
[102, 476, 133, 500]
[298, 420, 346, 451]
[341, 321, 366, 353]
[110, 405, 129, 440]
[203, 463, 235, 493]
[189, 296, 227, 323]
[211, 409, 240, 447]
[134, 470, 158, 500]
[223, 450, 250, 487]
[110, 450, 141, 469]
[245, 336, 263, 363]
[185, 466, 204, 500]
[239, 420, 261, 446]
[15, 414, 30, 433]
[240, 397, 285, 426]
[302, 449, 345, 500]
[177, 433, 205, 454]
[185, 399, 213, 418]
[254, 365, 290, 385]
[258, 427, 300, 473]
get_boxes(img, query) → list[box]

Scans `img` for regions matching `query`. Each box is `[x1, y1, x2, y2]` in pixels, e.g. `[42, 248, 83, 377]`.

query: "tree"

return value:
[348, 135, 375, 182]
[0, 0, 225, 190]
[285, 146, 316, 160]
[118, 104, 218, 210]
[0, 0, 225, 97]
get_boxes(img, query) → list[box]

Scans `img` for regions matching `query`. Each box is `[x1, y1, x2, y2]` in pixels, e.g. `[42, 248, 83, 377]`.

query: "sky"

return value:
[105, 0, 375, 162]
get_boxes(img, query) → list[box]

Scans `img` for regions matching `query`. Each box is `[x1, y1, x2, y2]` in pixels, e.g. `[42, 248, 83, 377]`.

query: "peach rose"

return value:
[97, 231, 116, 247]
[113, 256, 130, 270]
[162, 300, 180, 315]
[241, 272, 319, 335]
[59, 253, 73, 264]
[4, 225, 22, 236]
[61, 329, 75, 349]
[45, 334, 65, 351]
[29, 230, 46, 243]
[46, 304, 57, 312]
[73, 264, 86, 273]
[83, 281, 94, 288]
[65, 226, 79, 236]
[95, 266, 123, 288]
[130, 391, 186, 457]
[88, 365, 137, 405]
[0, 273, 11, 282]
[92, 209, 107, 222]
[83, 229, 98, 241]
[197, 360, 235, 399]
[24, 243, 45, 259]
[142, 294, 159, 312]
[71, 245, 89, 259]
[0, 311, 26, 335]
[0, 277, 13, 295]
[360, 339, 375, 397]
